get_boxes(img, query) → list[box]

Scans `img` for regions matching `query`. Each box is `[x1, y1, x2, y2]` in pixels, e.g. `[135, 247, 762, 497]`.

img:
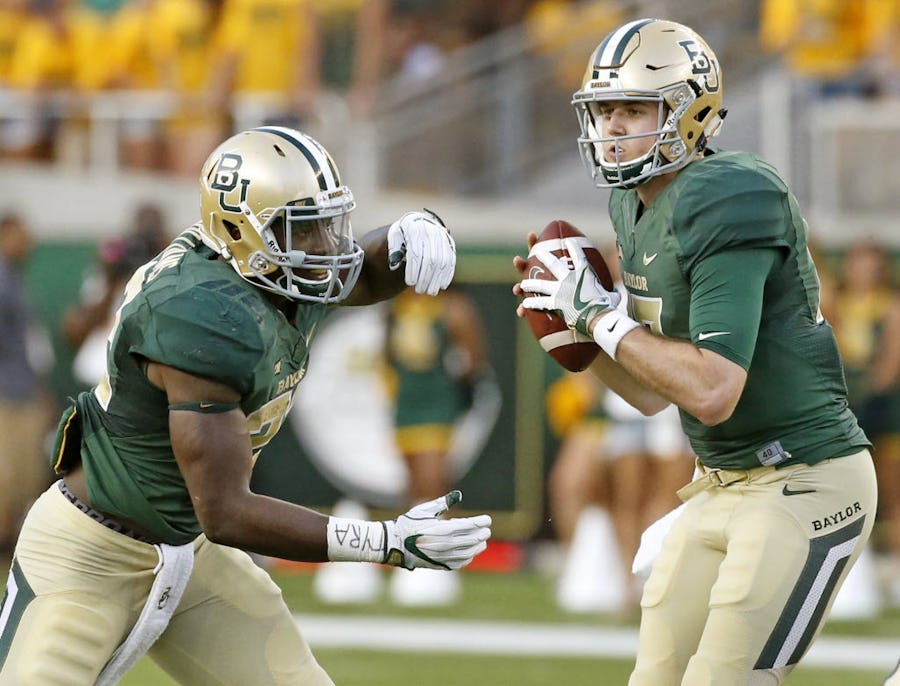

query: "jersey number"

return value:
[628, 294, 665, 335]
[245, 392, 294, 457]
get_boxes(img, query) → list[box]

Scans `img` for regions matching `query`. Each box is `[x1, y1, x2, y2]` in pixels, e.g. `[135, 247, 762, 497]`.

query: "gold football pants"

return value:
[629, 450, 877, 686]
[0, 482, 334, 685]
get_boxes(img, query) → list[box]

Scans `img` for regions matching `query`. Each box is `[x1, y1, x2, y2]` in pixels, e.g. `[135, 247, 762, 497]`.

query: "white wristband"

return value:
[592, 310, 640, 361]
[326, 516, 386, 563]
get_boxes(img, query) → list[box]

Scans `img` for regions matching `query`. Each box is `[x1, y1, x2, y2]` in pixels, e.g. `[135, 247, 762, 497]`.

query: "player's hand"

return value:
[387, 209, 456, 295]
[383, 490, 492, 571]
[520, 238, 620, 335]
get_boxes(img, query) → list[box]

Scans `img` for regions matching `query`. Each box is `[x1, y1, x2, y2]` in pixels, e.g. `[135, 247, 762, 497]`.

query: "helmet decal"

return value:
[678, 39, 720, 93]
[210, 153, 249, 212]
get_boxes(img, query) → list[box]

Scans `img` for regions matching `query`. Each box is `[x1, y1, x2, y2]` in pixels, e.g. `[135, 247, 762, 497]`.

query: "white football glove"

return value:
[520, 238, 620, 335]
[387, 209, 456, 295]
[383, 490, 492, 571]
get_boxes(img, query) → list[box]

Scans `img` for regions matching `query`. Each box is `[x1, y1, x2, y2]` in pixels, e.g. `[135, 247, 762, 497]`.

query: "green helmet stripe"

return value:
[593, 18, 654, 77]
[253, 126, 336, 191]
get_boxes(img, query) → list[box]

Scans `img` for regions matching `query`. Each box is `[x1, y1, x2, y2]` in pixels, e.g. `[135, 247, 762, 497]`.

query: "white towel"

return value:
[631, 503, 685, 581]
[95, 542, 194, 686]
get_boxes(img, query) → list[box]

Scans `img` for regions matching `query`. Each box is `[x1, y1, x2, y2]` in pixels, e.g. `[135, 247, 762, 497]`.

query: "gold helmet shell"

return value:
[573, 18, 727, 188]
[199, 126, 363, 303]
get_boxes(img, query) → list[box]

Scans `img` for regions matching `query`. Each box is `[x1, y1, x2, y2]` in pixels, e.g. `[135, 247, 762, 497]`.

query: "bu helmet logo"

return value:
[678, 39, 720, 93]
[210, 153, 250, 212]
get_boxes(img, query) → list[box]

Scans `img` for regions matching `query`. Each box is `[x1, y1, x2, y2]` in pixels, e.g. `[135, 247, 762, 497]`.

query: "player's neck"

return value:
[636, 169, 678, 207]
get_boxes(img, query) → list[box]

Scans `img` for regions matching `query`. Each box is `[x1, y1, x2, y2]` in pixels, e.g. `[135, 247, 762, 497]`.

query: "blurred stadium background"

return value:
[1, 0, 899, 683]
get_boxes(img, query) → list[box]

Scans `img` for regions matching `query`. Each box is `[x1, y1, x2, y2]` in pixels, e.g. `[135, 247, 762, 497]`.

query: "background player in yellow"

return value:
[0, 126, 491, 685]
[517, 18, 876, 685]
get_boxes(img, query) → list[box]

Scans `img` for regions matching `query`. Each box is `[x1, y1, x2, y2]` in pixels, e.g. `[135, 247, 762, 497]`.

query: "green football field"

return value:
[115, 565, 899, 686]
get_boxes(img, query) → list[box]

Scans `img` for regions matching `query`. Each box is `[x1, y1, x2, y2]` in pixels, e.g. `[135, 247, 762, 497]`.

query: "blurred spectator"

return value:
[525, 0, 624, 91]
[3, 0, 72, 160]
[317, 0, 532, 119]
[313, 0, 385, 117]
[145, 0, 227, 176]
[61, 202, 170, 387]
[60, 0, 163, 169]
[0, 1, 28, 84]
[208, 0, 321, 131]
[0, 212, 55, 554]
[547, 370, 694, 615]
[385, 285, 490, 505]
[759, 0, 893, 98]
[831, 241, 900, 605]
[383, 285, 494, 606]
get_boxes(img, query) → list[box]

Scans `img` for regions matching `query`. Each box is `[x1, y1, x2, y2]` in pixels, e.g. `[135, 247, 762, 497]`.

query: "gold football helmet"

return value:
[199, 126, 363, 303]
[572, 18, 727, 188]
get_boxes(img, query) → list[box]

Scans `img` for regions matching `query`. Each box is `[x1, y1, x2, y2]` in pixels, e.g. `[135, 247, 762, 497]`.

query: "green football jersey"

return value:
[60, 226, 328, 544]
[608, 149, 868, 470]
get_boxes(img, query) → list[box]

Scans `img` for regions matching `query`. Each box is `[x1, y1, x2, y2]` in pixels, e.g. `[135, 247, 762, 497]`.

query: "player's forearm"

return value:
[608, 324, 744, 426]
[200, 492, 332, 562]
[342, 225, 406, 306]
[587, 345, 670, 416]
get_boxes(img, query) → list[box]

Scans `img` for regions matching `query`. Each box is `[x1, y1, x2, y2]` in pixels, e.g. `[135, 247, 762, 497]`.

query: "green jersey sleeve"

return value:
[689, 248, 780, 369]
[673, 153, 791, 272]
[127, 284, 265, 395]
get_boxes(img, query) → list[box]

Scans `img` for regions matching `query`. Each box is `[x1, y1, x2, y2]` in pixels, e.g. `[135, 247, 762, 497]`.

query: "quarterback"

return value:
[0, 126, 491, 685]
[518, 18, 876, 685]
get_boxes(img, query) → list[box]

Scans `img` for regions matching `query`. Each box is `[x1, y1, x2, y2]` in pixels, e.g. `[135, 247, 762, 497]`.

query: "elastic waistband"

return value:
[58, 480, 158, 545]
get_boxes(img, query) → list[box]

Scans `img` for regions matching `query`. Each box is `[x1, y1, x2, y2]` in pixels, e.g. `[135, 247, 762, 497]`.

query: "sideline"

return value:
[295, 614, 899, 671]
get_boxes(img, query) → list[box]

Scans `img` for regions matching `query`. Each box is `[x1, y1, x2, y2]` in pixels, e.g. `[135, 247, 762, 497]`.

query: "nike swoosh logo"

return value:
[607, 319, 619, 333]
[697, 331, 731, 341]
[572, 270, 592, 310]
[199, 402, 214, 409]
[404, 535, 450, 570]
[782, 485, 816, 496]
[642, 252, 658, 266]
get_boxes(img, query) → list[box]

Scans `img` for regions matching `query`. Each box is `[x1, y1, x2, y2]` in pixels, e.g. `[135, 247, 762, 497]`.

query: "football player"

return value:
[516, 18, 876, 685]
[0, 126, 491, 685]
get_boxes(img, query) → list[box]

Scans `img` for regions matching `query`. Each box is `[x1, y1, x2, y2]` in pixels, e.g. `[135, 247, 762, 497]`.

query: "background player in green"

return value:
[516, 18, 876, 686]
[0, 126, 491, 685]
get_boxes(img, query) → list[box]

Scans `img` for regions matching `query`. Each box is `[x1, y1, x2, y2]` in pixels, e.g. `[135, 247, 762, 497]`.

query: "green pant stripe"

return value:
[0, 559, 36, 671]
[754, 516, 865, 670]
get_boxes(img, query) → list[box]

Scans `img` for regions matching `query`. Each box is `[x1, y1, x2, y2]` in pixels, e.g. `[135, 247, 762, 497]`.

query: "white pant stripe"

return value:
[0, 571, 19, 642]
[773, 535, 859, 668]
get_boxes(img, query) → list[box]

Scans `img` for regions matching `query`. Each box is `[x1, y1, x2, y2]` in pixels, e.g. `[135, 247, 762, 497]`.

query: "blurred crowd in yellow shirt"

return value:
[760, 0, 898, 97]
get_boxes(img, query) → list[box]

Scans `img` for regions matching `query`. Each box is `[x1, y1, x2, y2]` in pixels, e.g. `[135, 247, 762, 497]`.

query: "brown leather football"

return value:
[523, 220, 614, 372]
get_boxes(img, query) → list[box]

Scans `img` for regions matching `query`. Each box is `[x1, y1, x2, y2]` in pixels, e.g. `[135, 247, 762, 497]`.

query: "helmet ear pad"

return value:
[660, 83, 722, 162]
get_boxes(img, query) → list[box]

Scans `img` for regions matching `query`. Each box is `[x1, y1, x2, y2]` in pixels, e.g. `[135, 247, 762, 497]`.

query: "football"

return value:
[522, 220, 614, 372]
